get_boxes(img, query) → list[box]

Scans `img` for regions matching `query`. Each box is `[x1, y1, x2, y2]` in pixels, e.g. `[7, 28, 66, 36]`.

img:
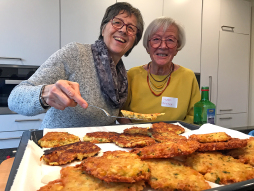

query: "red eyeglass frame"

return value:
[111, 17, 139, 36]
[149, 37, 178, 49]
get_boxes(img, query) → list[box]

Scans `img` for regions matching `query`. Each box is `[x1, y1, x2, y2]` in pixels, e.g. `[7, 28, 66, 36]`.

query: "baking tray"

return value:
[5, 121, 254, 191]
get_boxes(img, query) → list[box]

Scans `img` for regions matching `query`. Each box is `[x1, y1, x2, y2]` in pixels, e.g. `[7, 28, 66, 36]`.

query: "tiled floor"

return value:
[0, 148, 17, 164]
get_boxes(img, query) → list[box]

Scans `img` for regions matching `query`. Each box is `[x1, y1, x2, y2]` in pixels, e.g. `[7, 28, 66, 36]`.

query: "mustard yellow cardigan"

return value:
[122, 65, 201, 124]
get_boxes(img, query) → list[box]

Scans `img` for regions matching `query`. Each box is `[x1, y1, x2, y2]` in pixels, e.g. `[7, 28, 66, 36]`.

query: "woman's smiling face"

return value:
[102, 12, 137, 61]
[148, 25, 179, 67]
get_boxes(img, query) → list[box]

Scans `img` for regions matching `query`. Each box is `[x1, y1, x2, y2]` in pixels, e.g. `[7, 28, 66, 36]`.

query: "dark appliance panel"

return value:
[0, 64, 39, 114]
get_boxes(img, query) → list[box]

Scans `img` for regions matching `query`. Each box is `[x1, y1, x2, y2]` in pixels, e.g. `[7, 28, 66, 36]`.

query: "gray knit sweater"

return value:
[8, 42, 119, 129]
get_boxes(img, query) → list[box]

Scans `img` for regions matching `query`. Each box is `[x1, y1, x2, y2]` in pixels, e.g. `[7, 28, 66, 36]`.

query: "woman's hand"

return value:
[41, 80, 88, 110]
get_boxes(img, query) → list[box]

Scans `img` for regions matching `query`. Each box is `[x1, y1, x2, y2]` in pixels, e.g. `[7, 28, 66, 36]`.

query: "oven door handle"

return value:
[5, 80, 23, 84]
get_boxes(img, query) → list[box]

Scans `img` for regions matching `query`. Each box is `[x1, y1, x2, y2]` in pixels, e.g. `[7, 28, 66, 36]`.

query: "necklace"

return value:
[149, 65, 171, 82]
[149, 74, 171, 91]
[147, 63, 174, 96]
[149, 73, 169, 89]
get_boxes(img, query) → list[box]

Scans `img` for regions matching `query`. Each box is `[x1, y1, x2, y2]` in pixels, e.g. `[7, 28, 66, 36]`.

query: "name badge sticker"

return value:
[161, 97, 178, 108]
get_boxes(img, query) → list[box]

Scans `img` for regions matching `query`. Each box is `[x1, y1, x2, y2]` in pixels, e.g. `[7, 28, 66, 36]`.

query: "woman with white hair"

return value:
[119, 16, 201, 124]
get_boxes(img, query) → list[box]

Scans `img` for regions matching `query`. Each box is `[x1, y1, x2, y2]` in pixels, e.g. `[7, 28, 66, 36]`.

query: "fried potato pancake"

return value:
[185, 151, 254, 184]
[197, 138, 247, 152]
[83, 131, 119, 143]
[123, 127, 151, 136]
[151, 131, 187, 143]
[152, 122, 185, 134]
[38, 165, 146, 191]
[114, 133, 156, 148]
[121, 110, 165, 121]
[38, 132, 80, 148]
[37, 179, 63, 191]
[185, 151, 239, 174]
[146, 158, 211, 191]
[40, 142, 101, 166]
[102, 150, 140, 159]
[226, 137, 254, 166]
[62, 165, 146, 191]
[189, 132, 232, 143]
[82, 156, 150, 183]
[131, 140, 199, 159]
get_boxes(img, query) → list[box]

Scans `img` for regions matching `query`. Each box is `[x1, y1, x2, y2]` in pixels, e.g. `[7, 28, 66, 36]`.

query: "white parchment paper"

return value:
[10, 123, 248, 190]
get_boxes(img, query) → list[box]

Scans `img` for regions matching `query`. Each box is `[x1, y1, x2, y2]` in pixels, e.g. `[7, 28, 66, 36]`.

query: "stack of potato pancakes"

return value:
[38, 122, 254, 191]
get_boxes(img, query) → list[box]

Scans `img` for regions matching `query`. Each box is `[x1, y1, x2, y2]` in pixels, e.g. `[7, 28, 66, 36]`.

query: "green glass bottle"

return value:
[194, 86, 216, 125]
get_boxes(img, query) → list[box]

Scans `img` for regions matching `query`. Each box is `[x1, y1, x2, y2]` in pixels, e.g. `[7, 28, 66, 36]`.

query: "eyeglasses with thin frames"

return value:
[149, 36, 178, 49]
[111, 17, 139, 36]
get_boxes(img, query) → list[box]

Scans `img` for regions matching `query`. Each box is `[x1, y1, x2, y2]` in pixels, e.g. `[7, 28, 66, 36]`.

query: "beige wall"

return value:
[249, 2, 254, 126]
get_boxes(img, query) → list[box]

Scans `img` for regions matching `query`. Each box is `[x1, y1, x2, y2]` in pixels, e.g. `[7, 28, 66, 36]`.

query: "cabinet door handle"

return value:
[221, 25, 235, 32]
[0, 129, 37, 133]
[220, 109, 233, 111]
[219, 117, 232, 120]
[5, 80, 23, 84]
[15, 119, 41, 122]
[0, 57, 22, 60]
[209, 76, 212, 101]
[0, 136, 21, 140]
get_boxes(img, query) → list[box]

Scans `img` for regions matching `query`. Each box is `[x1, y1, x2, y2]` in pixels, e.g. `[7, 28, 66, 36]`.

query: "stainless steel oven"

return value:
[0, 64, 39, 114]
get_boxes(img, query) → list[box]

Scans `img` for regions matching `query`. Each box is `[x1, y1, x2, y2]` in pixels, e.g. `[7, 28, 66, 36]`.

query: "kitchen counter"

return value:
[0, 157, 14, 191]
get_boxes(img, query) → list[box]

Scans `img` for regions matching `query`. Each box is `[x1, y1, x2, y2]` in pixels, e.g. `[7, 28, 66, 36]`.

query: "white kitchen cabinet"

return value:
[117, 0, 163, 70]
[0, 131, 25, 149]
[163, 0, 202, 73]
[61, 0, 116, 47]
[201, 0, 251, 128]
[217, 31, 250, 114]
[0, 0, 60, 66]
[201, 0, 220, 104]
[220, 0, 251, 35]
[216, 113, 248, 129]
[0, 113, 45, 149]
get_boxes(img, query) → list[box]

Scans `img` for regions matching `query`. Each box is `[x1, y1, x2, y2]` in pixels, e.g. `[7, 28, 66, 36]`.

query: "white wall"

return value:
[249, 3, 254, 126]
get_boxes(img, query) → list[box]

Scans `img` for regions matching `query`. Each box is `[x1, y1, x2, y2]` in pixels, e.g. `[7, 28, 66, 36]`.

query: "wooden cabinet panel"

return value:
[0, 0, 60, 66]
[163, 0, 202, 73]
[220, 0, 251, 35]
[217, 31, 250, 114]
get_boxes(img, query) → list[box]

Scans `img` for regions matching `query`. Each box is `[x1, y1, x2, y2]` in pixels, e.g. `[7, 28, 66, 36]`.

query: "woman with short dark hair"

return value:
[8, 2, 144, 129]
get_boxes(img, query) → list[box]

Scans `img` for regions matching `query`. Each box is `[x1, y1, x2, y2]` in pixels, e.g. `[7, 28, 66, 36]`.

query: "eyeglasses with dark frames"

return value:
[149, 36, 178, 49]
[111, 17, 139, 36]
